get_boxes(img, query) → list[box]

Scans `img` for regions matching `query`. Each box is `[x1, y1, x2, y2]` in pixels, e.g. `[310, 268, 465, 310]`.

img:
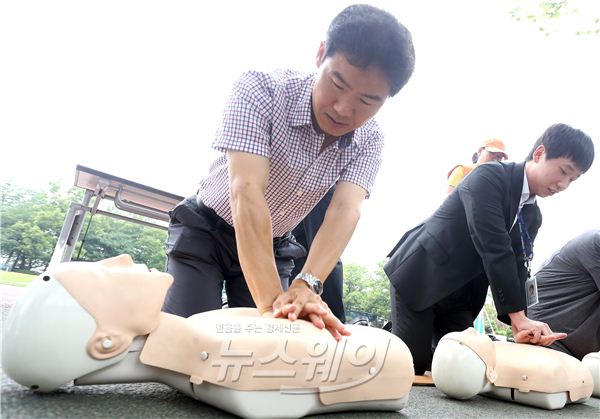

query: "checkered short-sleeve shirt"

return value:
[198, 69, 384, 237]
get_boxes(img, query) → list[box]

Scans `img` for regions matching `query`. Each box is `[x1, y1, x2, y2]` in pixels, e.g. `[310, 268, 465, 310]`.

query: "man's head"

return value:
[312, 4, 415, 137]
[323, 4, 415, 97]
[525, 123, 594, 197]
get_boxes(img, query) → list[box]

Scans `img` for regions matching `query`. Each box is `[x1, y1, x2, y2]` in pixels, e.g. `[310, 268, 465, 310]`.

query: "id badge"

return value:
[525, 275, 538, 307]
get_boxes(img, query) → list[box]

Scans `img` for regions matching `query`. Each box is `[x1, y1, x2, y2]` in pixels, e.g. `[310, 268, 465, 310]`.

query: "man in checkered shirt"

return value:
[163, 4, 415, 339]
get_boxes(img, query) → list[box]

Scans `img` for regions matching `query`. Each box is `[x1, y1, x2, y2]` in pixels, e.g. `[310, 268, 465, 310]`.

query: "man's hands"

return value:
[509, 311, 567, 346]
[513, 328, 567, 345]
[271, 280, 350, 340]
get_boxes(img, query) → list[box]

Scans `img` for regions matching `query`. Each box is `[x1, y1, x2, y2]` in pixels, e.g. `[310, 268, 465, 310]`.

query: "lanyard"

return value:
[517, 211, 533, 277]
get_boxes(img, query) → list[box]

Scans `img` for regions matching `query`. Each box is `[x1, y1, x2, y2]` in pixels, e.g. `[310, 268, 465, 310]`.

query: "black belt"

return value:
[196, 199, 235, 235]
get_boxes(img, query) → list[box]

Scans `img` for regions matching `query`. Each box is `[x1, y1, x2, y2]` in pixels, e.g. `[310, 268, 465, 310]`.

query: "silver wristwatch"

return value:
[293, 272, 323, 295]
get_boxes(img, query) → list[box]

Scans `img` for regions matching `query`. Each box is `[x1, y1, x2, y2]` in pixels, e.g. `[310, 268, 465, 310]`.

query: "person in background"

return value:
[447, 138, 508, 194]
[384, 123, 594, 377]
[446, 138, 509, 337]
[528, 229, 600, 360]
[162, 4, 416, 340]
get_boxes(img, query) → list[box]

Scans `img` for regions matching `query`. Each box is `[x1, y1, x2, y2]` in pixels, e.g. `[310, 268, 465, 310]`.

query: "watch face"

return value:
[313, 280, 323, 295]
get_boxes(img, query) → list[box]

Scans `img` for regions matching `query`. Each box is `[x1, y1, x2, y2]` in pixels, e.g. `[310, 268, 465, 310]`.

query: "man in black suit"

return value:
[384, 123, 594, 375]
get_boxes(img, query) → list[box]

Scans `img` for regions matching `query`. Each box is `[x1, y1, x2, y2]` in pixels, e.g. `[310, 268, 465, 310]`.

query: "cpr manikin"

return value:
[2, 255, 414, 418]
[582, 352, 600, 398]
[431, 328, 595, 409]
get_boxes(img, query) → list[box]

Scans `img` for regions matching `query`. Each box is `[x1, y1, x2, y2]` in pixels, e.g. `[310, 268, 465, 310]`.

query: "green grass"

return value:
[0, 271, 37, 287]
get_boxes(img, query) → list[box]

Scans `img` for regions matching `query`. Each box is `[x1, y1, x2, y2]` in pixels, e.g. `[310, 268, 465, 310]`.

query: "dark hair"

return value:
[471, 152, 478, 164]
[324, 4, 415, 97]
[526, 123, 594, 173]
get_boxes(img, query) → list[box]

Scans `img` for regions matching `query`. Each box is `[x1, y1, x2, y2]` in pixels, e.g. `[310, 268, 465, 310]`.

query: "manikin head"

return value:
[312, 4, 415, 138]
[431, 329, 493, 399]
[582, 352, 600, 397]
[1, 255, 172, 392]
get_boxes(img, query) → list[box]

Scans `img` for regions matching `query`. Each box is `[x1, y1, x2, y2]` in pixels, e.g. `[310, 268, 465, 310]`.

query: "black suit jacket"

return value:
[384, 161, 542, 321]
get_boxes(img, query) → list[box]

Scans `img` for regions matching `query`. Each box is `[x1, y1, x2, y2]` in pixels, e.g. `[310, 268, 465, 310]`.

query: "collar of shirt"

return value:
[511, 164, 536, 230]
[520, 165, 536, 207]
[289, 73, 354, 149]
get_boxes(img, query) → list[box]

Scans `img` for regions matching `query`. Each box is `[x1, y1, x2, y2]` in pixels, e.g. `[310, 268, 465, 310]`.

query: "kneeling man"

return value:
[384, 123, 594, 374]
[528, 229, 600, 360]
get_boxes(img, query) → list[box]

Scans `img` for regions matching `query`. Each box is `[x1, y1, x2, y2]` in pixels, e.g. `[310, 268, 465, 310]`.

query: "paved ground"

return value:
[1, 286, 598, 418]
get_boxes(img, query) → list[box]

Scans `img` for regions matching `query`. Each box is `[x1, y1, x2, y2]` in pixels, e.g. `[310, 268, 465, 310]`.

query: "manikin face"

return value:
[526, 145, 582, 197]
[311, 42, 391, 138]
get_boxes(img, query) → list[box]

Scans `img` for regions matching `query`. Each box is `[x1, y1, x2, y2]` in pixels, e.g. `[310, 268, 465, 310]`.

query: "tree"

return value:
[75, 211, 167, 270]
[1, 181, 78, 272]
[2, 221, 54, 271]
[509, 0, 600, 36]
[343, 261, 391, 325]
[483, 303, 513, 337]
[1, 180, 167, 272]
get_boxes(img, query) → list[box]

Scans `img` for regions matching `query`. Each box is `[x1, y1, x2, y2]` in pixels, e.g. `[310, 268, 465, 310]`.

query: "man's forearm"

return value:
[230, 191, 283, 312]
[508, 310, 528, 328]
[301, 202, 360, 281]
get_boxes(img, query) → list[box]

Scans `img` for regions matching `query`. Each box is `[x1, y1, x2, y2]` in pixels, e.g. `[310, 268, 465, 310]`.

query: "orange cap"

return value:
[480, 138, 508, 159]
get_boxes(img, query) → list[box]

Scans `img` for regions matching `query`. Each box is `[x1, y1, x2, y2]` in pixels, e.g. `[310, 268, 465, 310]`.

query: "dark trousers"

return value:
[390, 281, 478, 375]
[290, 187, 346, 323]
[163, 196, 306, 318]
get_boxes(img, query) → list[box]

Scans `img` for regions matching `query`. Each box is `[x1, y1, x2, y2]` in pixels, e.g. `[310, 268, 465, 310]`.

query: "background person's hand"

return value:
[272, 281, 350, 340]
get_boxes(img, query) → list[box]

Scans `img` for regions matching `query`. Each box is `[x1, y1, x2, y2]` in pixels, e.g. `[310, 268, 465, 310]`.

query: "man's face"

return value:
[527, 146, 582, 197]
[312, 43, 390, 137]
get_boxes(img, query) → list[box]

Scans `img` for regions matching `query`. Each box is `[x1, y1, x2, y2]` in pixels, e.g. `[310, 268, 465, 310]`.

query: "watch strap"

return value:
[293, 272, 323, 295]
